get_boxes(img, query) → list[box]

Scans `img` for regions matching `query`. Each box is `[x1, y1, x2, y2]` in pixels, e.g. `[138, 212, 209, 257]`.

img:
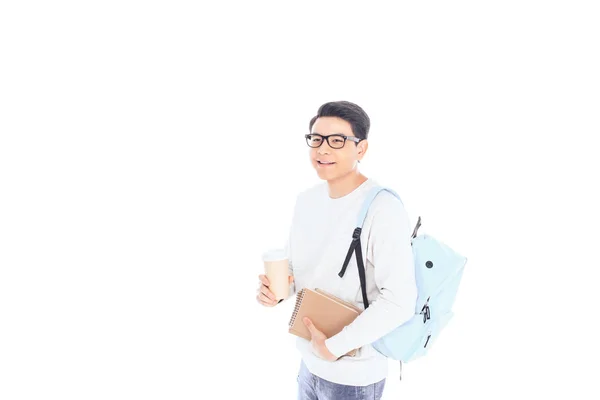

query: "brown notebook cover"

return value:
[288, 288, 362, 344]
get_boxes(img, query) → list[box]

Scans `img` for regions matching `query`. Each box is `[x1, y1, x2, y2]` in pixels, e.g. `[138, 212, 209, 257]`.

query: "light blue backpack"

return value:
[337, 186, 467, 369]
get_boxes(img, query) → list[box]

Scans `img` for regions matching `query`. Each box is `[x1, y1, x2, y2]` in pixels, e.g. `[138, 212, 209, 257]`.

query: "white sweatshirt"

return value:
[285, 178, 418, 386]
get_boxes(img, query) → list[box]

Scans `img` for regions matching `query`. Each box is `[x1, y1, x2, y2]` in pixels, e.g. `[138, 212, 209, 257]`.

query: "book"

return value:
[288, 288, 362, 342]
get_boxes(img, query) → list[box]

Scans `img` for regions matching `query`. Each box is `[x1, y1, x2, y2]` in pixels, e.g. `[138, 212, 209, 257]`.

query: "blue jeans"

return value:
[297, 361, 386, 400]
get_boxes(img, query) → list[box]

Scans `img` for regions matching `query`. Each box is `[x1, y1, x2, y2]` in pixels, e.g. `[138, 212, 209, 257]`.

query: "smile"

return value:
[317, 161, 336, 166]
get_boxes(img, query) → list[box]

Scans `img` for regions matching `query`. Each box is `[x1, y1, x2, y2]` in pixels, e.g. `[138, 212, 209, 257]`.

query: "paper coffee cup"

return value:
[263, 249, 290, 301]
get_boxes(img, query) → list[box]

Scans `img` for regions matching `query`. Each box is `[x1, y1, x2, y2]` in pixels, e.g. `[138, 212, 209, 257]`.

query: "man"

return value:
[257, 101, 417, 400]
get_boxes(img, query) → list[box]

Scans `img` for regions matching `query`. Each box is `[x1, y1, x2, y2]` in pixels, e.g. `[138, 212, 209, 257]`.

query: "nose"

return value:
[317, 140, 332, 155]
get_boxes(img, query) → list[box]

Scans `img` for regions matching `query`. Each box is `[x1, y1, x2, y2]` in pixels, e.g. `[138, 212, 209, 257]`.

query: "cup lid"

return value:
[262, 248, 287, 262]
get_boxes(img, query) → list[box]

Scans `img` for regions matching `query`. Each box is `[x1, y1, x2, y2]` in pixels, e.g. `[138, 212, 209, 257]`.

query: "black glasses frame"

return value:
[305, 133, 362, 149]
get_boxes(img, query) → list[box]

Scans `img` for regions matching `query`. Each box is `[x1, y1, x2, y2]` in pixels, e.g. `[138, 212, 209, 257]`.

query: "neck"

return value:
[327, 170, 368, 199]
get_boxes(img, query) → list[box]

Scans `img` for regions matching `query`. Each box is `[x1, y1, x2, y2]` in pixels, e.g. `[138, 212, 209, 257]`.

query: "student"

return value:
[257, 101, 417, 400]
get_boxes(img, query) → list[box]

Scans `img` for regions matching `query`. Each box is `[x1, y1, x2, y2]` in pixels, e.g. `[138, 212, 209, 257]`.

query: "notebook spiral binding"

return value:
[288, 288, 305, 327]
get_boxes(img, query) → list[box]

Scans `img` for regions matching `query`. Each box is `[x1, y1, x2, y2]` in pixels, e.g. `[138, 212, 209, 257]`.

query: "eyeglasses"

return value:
[305, 133, 361, 149]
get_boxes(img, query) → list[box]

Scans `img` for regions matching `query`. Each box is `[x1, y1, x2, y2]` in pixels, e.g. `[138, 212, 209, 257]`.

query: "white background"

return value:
[1, 1, 599, 399]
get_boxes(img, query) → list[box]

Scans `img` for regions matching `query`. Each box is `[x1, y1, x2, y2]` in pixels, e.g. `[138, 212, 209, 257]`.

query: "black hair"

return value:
[308, 101, 370, 141]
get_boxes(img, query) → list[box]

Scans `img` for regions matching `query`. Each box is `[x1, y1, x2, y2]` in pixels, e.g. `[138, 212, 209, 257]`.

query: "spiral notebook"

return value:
[288, 288, 362, 342]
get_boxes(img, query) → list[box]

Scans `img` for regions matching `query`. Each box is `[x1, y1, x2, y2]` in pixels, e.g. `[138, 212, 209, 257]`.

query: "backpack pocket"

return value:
[371, 315, 424, 360]
[406, 311, 454, 361]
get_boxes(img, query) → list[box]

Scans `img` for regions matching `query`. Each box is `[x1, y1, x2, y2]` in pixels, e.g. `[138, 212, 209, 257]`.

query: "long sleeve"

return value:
[324, 198, 418, 358]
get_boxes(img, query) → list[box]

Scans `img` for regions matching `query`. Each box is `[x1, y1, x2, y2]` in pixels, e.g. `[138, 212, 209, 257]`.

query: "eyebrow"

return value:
[310, 132, 355, 137]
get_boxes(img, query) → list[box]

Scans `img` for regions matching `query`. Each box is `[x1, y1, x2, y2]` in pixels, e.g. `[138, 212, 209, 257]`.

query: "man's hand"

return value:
[303, 317, 338, 362]
[256, 274, 294, 307]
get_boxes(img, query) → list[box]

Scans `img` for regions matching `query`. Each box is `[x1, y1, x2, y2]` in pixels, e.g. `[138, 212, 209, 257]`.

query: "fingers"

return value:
[260, 285, 277, 302]
[256, 279, 278, 306]
[256, 274, 289, 307]
[256, 277, 276, 302]
[303, 317, 316, 335]
[259, 274, 270, 286]
[256, 291, 278, 307]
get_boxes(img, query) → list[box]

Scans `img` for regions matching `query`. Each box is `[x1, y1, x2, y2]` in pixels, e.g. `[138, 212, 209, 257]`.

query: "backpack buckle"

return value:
[352, 227, 362, 240]
[420, 297, 431, 323]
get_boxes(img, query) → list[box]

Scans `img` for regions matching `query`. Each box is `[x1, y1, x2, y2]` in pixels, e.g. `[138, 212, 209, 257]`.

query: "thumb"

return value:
[303, 317, 317, 336]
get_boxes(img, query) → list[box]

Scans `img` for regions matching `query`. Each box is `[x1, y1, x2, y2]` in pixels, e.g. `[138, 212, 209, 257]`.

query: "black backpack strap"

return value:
[411, 216, 422, 239]
[338, 228, 361, 278]
[355, 234, 369, 309]
[338, 227, 370, 309]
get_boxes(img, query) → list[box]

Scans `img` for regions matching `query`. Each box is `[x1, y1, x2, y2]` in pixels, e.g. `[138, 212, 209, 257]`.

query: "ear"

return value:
[357, 139, 368, 160]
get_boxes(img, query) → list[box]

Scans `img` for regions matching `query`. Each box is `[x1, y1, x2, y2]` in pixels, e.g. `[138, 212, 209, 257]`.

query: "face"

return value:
[308, 117, 367, 182]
